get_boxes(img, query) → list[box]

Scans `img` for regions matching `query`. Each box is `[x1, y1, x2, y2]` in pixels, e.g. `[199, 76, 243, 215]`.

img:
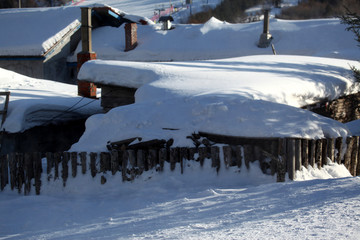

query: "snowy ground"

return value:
[0, 160, 359, 240]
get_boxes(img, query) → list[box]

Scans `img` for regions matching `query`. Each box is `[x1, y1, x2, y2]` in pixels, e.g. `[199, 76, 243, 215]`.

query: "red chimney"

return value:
[124, 23, 138, 52]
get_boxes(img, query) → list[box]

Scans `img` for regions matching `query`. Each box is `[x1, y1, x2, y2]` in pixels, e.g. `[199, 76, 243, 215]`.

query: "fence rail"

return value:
[1, 136, 360, 195]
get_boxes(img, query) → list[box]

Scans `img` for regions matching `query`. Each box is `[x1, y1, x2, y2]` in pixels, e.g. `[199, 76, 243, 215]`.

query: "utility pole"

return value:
[18, 0, 21, 8]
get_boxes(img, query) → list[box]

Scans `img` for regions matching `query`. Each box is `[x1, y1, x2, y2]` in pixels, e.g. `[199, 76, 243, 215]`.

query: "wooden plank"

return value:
[0, 155, 8, 190]
[295, 139, 301, 171]
[222, 146, 231, 169]
[315, 139, 323, 169]
[321, 139, 328, 167]
[327, 138, 335, 163]
[335, 137, 343, 164]
[350, 136, 359, 176]
[309, 139, 316, 167]
[277, 138, 286, 182]
[301, 139, 309, 168]
[344, 137, 354, 170]
[16, 153, 24, 194]
[54, 152, 61, 180]
[62, 152, 69, 187]
[24, 153, 33, 195]
[80, 152, 87, 174]
[158, 148, 166, 172]
[71, 152, 78, 178]
[211, 146, 220, 173]
[122, 149, 129, 181]
[90, 152, 97, 178]
[33, 152, 42, 195]
[137, 150, 145, 174]
[110, 150, 119, 175]
[235, 146, 242, 168]
[286, 138, 296, 180]
[169, 148, 179, 171]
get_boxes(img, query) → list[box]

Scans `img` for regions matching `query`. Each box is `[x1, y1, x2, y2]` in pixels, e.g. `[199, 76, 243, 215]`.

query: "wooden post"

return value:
[33, 152, 42, 195]
[0, 155, 8, 190]
[46, 152, 54, 176]
[321, 139, 328, 167]
[110, 150, 119, 175]
[301, 139, 309, 168]
[327, 138, 335, 162]
[243, 145, 253, 169]
[71, 152, 78, 178]
[223, 146, 231, 169]
[235, 146, 243, 168]
[158, 148, 166, 172]
[100, 152, 111, 173]
[309, 139, 316, 167]
[286, 138, 296, 180]
[24, 153, 33, 195]
[335, 137, 343, 164]
[54, 152, 61, 180]
[8, 153, 16, 190]
[350, 136, 359, 176]
[148, 149, 158, 170]
[122, 149, 129, 181]
[277, 138, 286, 182]
[137, 150, 145, 174]
[80, 152, 87, 174]
[315, 139, 323, 169]
[211, 146, 220, 173]
[169, 148, 179, 171]
[16, 153, 24, 194]
[179, 148, 189, 174]
[62, 152, 69, 187]
[344, 137, 354, 170]
[188, 148, 196, 161]
[295, 139, 302, 171]
[90, 152, 97, 178]
[198, 147, 207, 166]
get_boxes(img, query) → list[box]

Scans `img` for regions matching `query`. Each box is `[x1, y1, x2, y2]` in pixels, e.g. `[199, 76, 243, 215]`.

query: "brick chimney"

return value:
[124, 23, 138, 52]
[77, 7, 97, 98]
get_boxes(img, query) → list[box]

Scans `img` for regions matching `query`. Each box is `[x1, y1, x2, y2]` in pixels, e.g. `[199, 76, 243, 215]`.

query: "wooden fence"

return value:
[1, 136, 360, 195]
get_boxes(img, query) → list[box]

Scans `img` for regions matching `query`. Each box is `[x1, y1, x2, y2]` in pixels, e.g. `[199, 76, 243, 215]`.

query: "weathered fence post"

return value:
[90, 152, 97, 178]
[110, 150, 119, 175]
[169, 148, 179, 171]
[62, 152, 70, 187]
[223, 146, 231, 169]
[71, 152, 78, 178]
[295, 139, 302, 171]
[24, 153, 33, 195]
[148, 149, 158, 171]
[8, 153, 16, 190]
[46, 152, 54, 178]
[121, 149, 129, 181]
[158, 148, 166, 172]
[344, 137, 354, 171]
[235, 146, 243, 168]
[301, 139, 309, 168]
[321, 139, 328, 167]
[350, 136, 359, 176]
[286, 138, 296, 180]
[179, 147, 189, 174]
[54, 152, 61, 180]
[198, 147, 207, 166]
[16, 153, 24, 194]
[335, 137, 343, 164]
[315, 139, 323, 168]
[137, 150, 145, 174]
[243, 145, 253, 169]
[309, 139, 316, 167]
[79, 152, 87, 174]
[211, 146, 220, 173]
[0, 155, 8, 190]
[33, 152, 42, 195]
[327, 138, 335, 163]
[277, 138, 286, 182]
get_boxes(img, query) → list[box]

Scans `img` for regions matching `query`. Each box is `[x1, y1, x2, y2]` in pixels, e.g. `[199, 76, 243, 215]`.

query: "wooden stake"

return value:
[90, 152, 97, 178]
[286, 138, 296, 180]
[62, 152, 69, 187]
[33, 152, 42, 195]
[71, 152, 78, 178]
[80, 152, 87, 175]
[222, 146, 231, 169]
[301, 139, 309, 168]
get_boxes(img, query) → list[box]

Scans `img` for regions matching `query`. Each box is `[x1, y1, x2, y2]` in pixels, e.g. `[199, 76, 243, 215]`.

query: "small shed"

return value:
[158, 16, 174, 30]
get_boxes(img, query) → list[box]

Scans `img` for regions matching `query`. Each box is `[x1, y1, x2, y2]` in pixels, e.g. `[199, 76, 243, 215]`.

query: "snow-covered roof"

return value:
[72, 55, 360, 152]
[0, 6, 81, 56]
[71, 17, 359, 62]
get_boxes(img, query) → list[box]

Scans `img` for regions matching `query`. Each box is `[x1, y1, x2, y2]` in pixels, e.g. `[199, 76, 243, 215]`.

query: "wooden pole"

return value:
[158, 148, 166, 172]
[335, 137, 343, 164]
[344, 137, 354, 170]
[301, 139, 309, 168]
[33, 152, 42, 195]
[286, 138, 296, 180]
[211, 146, 220, 173]
[350, 136, 359, 176]
[90, 152, 97, 178]
[223, 146, 231, 169]
[327, 138, 335, 162]
[110, 150, 119, 175]
[62, 152, 70, 187]
[71, 152, 78, 178]
[235, 146, 243, 168]
[24, 153, 33, 195]
[295, 139, 302, 171]
[80, 152, 87, 174]
[315, 139, 323, 169]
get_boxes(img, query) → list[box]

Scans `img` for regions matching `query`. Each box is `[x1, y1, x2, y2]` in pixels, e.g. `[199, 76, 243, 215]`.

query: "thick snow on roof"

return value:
[71, 17, 359, 62]
[0, 67, 102, 133]
[0, 6, 81, 56]
[72, 55, 360, 152]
